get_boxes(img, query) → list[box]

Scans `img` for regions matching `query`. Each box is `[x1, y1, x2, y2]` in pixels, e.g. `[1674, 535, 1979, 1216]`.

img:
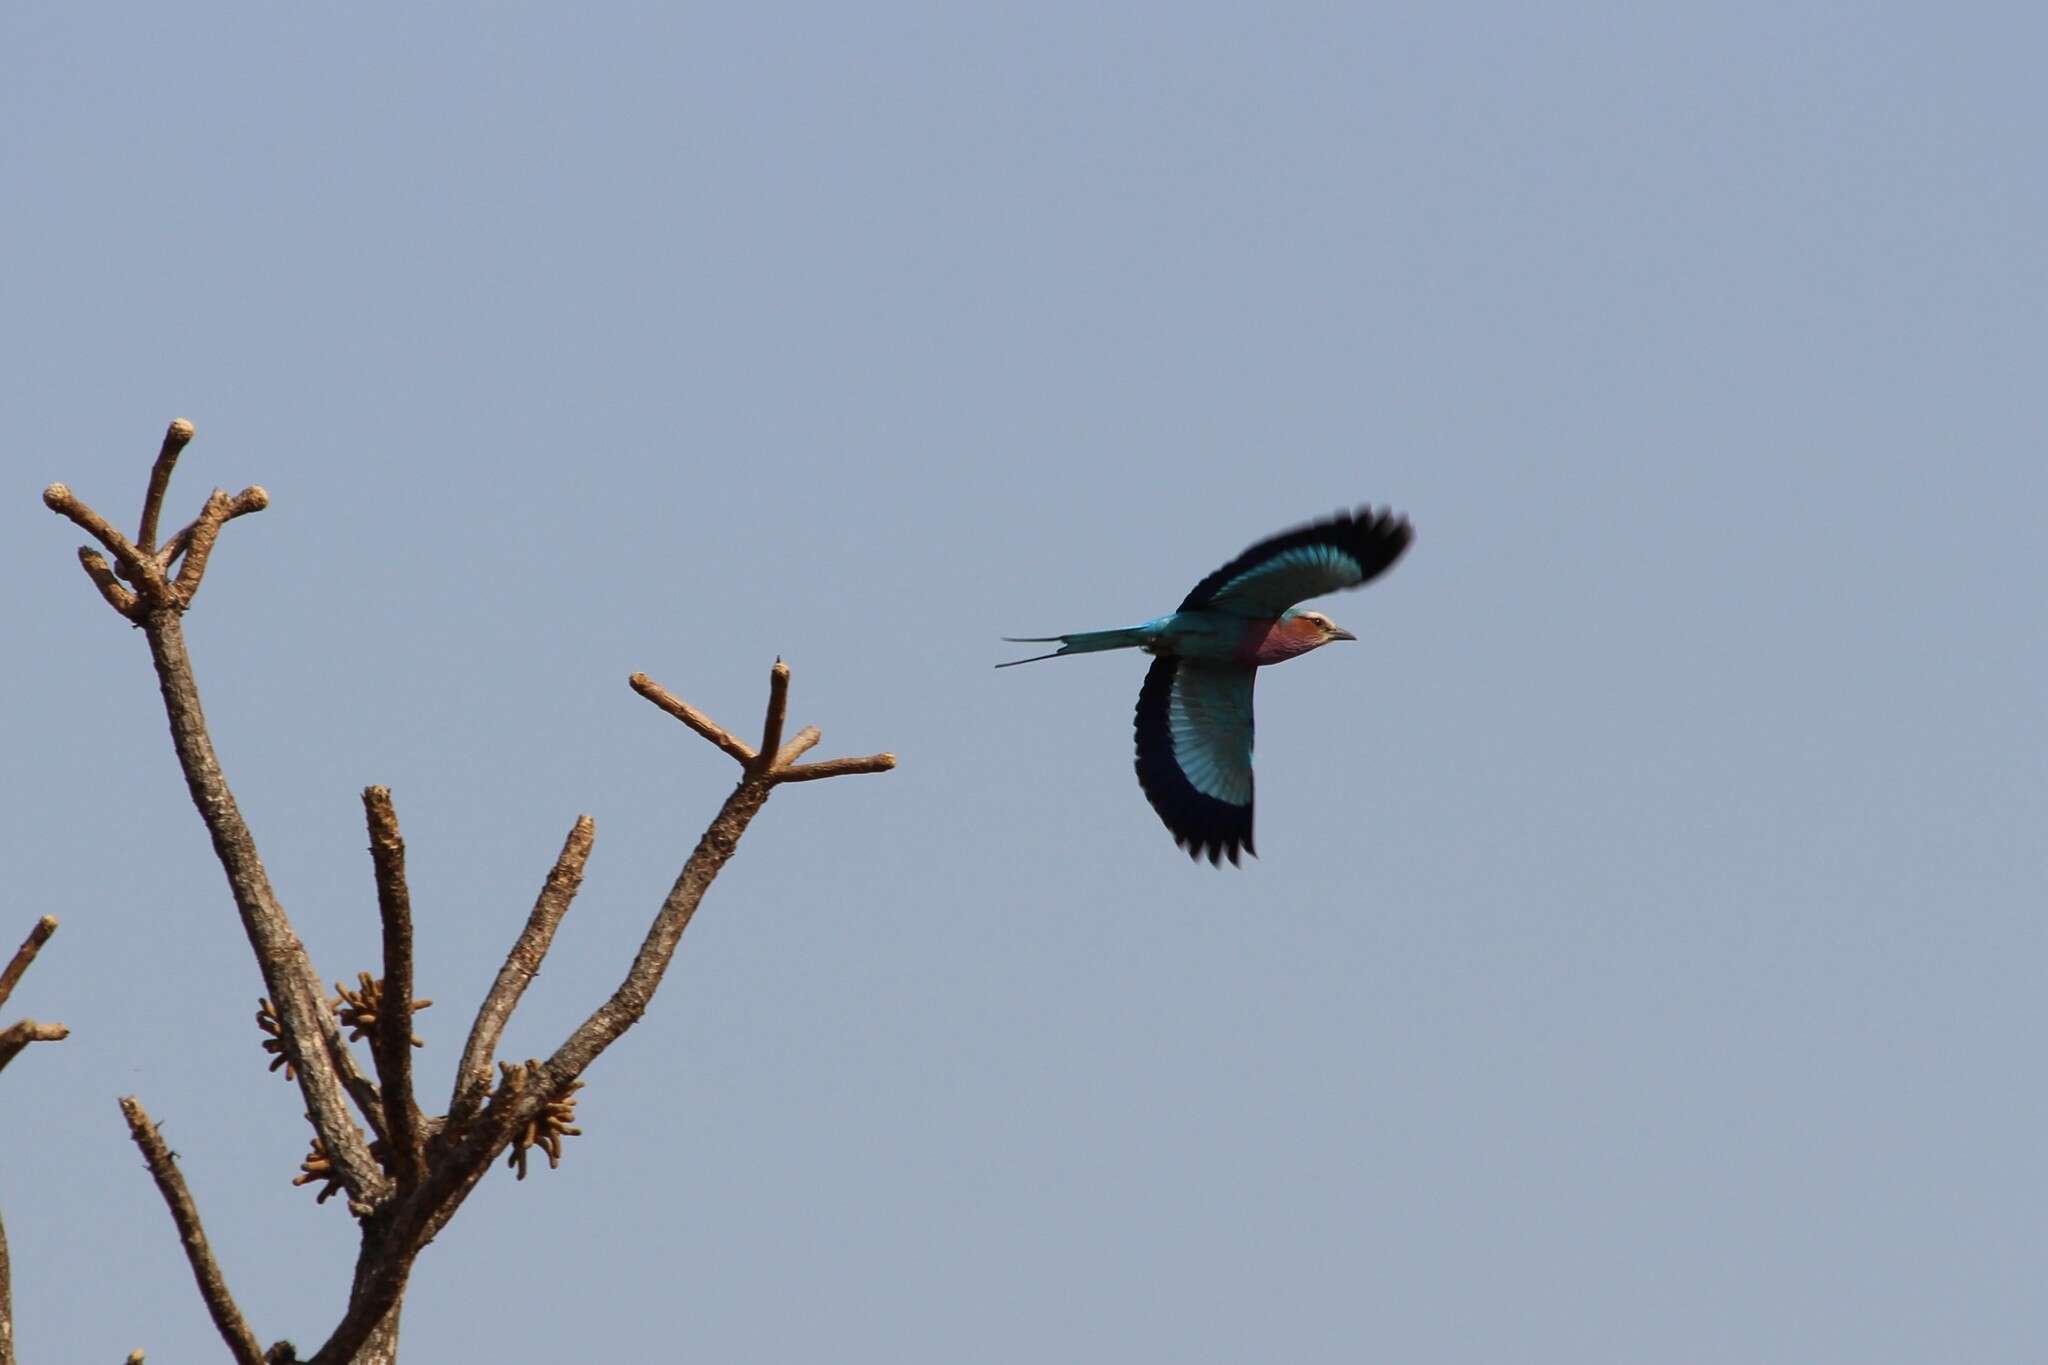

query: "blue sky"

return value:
[5, 3, 2044, 1360]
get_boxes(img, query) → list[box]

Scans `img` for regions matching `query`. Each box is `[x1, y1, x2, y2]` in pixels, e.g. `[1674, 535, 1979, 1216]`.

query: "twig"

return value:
[319, 1023, 388, 1143]
[42, 483, 154, 586]
[77, 548, 139, 618]
[173, 488, 272, 605]
[363, 787, 425, 1187]
[629, 673, 755, 765]
[772, 753, 898, 783]
[0, 917, 57, 1012]
[137, 418, 195, 554]
[119, 1098, 266, 1365]
[159, 486, 268, 571]
[754, 659, 790, 776]
[775, 725, 822, 768]
[450, 815, 596, 1128]
[0, 1021, 70, 1076]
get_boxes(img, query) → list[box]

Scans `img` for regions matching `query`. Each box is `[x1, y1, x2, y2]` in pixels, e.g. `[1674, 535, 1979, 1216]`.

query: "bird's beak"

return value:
[1329, 626, 1357, 642]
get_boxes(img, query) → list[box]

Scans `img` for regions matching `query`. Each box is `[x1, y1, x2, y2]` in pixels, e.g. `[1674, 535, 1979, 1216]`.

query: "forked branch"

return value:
[0, 917, 68, 1077]
[315, 665, 893, 1363]
[45, 424, 385, 1204]
[47, 423, 898, 1365]
[629, 665, 895, 787]
[1, 916, 67, 1365]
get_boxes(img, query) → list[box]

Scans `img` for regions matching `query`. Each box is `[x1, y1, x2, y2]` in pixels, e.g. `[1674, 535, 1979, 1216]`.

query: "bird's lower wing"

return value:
[1133, 657, 1257, 865]
[1178, 505, 1412, 618]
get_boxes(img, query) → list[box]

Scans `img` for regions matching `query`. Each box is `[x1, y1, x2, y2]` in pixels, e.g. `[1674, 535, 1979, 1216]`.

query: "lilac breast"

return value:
[1235, 617, 1323, 666]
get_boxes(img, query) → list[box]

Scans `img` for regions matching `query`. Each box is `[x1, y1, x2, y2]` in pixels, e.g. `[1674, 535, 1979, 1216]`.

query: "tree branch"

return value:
[138, 608, 387, 1204]
[450, 815, 595, 1128]
[77, 548, 139, 618]
[628, 673, 755, 765]
[362, 788, 425, 1189]
[42, 483, 155, 586]
[775, 725, 822, 768]
[527, 666, 894, 1102]
[770, 753, 899, 783]
[315, 665, 895, 1363]
[0, 915, 65, 1364]
[159, 486, 269, 572]
[136, 419, 195, 555]
[0, 917, 58, 1013]
[119, 1098, 266, 1365]
[754, 659, 790, 777]
[51, 424, 903, 1365]
[0, 1021, 69, 1076]
[171, 488, 269, 605]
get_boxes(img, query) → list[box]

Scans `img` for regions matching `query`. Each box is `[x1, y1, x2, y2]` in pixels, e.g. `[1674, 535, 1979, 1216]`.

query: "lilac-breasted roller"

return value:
[1000, 507, 1413, 865]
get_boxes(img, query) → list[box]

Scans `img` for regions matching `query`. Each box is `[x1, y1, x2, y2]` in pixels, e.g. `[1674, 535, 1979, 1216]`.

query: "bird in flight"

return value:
[1000, 507, 1413, 865]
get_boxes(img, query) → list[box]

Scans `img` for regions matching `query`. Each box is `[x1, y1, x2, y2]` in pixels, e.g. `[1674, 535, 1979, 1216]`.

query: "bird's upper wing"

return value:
[1134, 656, 1257, 865]
[1178, 506, 1413, 618]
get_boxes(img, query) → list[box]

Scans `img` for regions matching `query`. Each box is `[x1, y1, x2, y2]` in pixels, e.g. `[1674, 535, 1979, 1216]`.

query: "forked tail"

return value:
[996, 626, 1152, 668]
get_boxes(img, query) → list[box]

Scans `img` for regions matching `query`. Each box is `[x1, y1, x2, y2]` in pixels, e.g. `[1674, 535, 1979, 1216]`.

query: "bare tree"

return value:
[40, 421, 895, 1364]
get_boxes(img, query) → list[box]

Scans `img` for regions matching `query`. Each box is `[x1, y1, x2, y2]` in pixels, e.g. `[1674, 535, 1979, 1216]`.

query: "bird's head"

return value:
[1294, 611, 1357, 645]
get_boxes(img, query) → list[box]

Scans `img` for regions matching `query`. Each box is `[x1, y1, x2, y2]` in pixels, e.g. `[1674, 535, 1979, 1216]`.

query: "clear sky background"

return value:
[5, 3, 2044, 1361]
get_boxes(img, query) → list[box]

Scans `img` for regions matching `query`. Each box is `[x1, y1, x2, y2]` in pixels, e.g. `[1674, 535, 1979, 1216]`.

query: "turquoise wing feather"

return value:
[1134, 657, 1257, 865]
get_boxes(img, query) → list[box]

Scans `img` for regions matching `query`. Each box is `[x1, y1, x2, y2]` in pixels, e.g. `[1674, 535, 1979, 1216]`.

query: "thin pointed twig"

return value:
[450, 815, 595, 1128]
[78, 548, 139, 617]
[772, 752, 898, 783]
[160, 486, 268, 571]
[119, 1098, 266, 1365]
[363, 787, 425, 1187]
[629, 672, 756, 765]
[0, 917, 57, 1012]
[755, 659, 790, 776]
[775, 725, 822, 767]
[137, 419, 196, 554]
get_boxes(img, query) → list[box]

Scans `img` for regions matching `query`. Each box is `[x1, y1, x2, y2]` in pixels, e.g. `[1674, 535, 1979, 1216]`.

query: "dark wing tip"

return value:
[1178, 504, 1415, 613]
[1325, 504, 1415, 582]
[1133, 657, 1255, 868]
